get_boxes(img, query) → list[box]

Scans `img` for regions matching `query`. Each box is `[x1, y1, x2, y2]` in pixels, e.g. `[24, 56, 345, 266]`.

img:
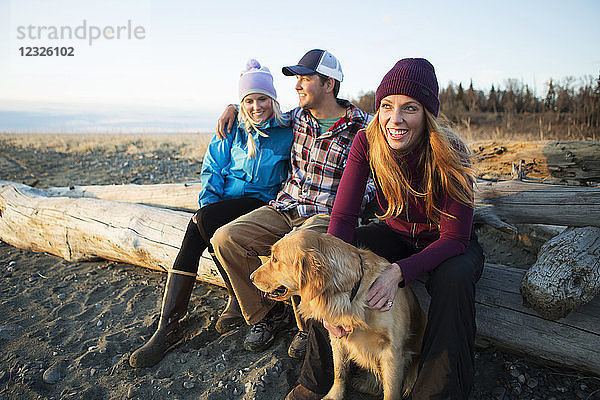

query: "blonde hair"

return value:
[365, 108, 475, 224]
[238, 97, 284, 158]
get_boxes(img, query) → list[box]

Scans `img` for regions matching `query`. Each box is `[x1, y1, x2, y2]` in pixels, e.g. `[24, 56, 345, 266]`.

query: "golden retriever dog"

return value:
[250, 229, 426, 400]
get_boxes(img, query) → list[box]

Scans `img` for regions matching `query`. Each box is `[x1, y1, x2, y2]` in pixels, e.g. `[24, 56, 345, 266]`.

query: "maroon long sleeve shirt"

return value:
[327, 130, 474, 286]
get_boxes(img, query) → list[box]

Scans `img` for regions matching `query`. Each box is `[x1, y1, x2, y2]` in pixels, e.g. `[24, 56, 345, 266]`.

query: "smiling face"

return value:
[378, 94, 426, 153]
[294, 74, 329, 110]
[242, 93, 274, 123]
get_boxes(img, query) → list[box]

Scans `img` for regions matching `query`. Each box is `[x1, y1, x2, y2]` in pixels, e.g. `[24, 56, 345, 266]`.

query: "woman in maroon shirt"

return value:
[287, 58, 485, 400]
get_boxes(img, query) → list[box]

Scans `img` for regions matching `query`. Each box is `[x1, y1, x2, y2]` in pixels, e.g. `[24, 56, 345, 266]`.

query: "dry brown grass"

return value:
[0, 133, 213, 160]
[456, 126, 597, 144]
[449, 112, 599, 144]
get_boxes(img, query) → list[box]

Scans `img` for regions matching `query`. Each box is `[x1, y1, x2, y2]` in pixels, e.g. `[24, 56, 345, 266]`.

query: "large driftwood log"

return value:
[41, 180, 600, 233]
[520, 227, 600, 320]
[474, 179, 600, 233]
[45, 182, 202, 212]
[2, 181, 600, 373]
[543, 141, 600, 184]
[0, 181, 225, 287]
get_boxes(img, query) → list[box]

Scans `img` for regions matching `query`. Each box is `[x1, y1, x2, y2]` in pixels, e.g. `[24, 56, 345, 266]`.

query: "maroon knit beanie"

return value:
[375, 58, 440, 116]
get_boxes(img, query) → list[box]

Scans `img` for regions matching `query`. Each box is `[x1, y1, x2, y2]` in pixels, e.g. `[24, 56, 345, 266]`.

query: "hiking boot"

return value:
[215, 295, 243, 334]
[129, 272, 195, 368]
[288, 330, 308, 359]
[285, 385, 323, 400]
[243, 303, 291, 352]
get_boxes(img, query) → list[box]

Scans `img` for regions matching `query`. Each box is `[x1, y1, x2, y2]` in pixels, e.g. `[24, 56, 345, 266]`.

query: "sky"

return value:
[1, 0, 599, 133]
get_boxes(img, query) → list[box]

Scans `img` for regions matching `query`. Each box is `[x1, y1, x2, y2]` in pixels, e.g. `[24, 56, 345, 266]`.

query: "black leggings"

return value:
[172, 197, 266, 273]
[299, 222, 485, 399]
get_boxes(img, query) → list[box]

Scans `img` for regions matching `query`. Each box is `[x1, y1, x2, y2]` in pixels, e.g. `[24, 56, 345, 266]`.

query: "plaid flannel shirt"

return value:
[270, 99, 375, 217]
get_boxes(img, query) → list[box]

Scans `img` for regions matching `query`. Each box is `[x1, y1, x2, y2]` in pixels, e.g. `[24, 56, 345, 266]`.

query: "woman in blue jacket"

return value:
[129, 59, 293, 368]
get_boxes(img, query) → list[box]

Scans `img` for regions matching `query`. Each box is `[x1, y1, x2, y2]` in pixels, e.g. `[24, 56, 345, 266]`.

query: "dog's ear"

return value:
[297, 249, 329, 302]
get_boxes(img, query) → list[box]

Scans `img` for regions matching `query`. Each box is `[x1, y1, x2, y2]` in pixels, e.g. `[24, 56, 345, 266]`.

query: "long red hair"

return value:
[365, 108, 475, 224]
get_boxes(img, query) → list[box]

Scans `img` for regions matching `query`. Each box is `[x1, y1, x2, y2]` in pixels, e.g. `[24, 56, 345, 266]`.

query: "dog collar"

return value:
[349, 253, 364, 303]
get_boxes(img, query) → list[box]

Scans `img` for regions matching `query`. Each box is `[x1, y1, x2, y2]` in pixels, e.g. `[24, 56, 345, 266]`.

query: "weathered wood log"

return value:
[41, 180, 600, 232]
[474, 180, 600, 230]
[543, 141, 600, 184]
[45, 182, 202, 212]
[0, 181, 225, 287]
[412, 263, 600, 375]
[2, 181, 600, 373]
[519, 227, 600, 320]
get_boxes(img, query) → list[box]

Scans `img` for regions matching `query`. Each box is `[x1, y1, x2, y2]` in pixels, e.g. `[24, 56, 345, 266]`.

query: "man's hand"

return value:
[216, 105, 238, 139]
[366, 263, 403, 312]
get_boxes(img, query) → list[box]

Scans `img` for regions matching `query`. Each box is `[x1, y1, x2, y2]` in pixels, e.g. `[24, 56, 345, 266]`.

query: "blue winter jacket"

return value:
[198, 116, 293, 208]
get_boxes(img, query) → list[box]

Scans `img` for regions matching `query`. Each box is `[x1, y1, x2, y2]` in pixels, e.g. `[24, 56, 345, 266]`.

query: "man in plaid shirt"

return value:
[273, 101, 373, 216]
[211, 49, 373, 364]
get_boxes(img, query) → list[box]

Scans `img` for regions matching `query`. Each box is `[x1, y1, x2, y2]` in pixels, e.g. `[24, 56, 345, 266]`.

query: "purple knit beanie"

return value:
[375, 58, 440, 116]
[238, 59, 277, 101]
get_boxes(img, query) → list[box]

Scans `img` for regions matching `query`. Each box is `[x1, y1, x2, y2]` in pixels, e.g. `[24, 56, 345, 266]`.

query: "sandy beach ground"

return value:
[1, 134, 599, 400]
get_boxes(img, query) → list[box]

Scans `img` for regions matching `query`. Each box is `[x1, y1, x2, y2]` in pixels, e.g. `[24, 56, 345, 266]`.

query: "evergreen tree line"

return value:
[352, 74, 600, 139]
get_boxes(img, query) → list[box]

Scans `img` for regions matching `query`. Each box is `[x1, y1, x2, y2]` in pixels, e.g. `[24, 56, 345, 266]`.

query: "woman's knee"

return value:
[429, 248, 483, 295]
[183, 217, 202, 241]
[432, 260, 474, 289]
[194, 208, 212, 241]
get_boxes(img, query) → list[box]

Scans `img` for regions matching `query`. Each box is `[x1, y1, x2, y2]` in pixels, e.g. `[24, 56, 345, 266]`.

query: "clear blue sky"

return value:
[1, 0, 599, 132]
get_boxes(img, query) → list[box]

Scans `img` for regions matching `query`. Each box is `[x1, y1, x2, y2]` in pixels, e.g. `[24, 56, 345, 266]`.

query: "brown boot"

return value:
[213, 255, 243, 334]
[129, 272, 195, 368]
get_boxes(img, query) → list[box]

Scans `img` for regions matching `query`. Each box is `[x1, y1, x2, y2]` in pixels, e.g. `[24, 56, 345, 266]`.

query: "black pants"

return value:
[172, 197, 266, 273]
[298, 222, 485, 399]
